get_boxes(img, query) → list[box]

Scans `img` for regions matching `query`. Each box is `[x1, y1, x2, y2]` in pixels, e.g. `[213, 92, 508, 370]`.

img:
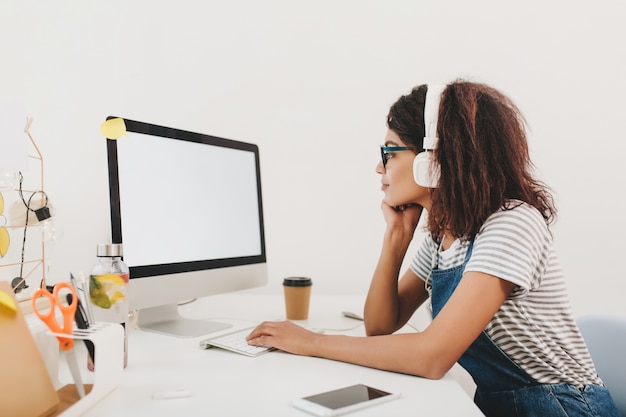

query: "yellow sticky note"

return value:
[100, 118, 127, 139]
[0, 290, 17, 315]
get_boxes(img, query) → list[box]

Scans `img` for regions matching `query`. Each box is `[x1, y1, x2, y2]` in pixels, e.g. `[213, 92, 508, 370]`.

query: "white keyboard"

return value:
[199, 326, 275, 357]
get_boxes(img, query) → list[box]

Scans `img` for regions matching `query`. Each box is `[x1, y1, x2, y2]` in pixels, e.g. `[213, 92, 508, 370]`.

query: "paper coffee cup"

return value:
[283, 277, 312, 320]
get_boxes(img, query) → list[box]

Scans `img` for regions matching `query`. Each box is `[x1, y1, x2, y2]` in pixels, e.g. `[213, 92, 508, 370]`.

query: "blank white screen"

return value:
[115, 131, 262, 267]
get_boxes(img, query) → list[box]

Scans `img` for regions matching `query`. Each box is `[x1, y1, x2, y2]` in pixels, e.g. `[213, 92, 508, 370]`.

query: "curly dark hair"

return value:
[387, 80, 556, 239]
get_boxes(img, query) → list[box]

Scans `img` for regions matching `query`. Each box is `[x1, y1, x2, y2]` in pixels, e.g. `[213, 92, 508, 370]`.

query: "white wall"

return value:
[2, 0, 625, 316]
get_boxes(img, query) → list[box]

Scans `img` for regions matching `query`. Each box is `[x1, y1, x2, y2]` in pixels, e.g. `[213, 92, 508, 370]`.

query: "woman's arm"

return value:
[364, 268, 428, 335]
[363, 203, 426, 335]
[247, 271, 515, 379]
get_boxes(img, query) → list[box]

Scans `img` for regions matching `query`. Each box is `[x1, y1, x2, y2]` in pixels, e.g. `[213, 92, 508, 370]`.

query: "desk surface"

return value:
[82, 292, 484, 417]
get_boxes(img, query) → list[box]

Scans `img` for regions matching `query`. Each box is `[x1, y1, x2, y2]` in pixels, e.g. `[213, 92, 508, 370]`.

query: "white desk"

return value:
[81, 293, 484, 416]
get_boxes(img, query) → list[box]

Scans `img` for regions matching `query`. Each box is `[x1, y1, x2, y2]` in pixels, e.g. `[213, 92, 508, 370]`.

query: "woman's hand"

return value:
[246, 321, 322, 356]
[381, 202, 423, 240]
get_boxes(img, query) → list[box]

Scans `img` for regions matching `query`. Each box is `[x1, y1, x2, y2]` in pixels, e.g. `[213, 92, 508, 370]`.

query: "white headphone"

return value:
[413, 84, 446, 188]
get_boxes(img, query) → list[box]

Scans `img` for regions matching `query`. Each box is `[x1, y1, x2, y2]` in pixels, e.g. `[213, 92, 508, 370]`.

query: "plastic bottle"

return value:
[89, 243, 129, 368]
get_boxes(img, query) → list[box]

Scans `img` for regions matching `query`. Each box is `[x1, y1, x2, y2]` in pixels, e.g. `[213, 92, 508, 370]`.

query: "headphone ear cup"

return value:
[413, 152, 439, 188]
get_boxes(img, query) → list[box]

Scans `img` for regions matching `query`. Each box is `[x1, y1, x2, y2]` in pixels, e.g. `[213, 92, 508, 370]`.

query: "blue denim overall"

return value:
[430, 239, 619, 417]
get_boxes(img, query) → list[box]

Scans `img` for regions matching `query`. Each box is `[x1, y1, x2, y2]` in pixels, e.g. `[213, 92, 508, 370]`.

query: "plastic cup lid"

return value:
[282, 277, 312, 287]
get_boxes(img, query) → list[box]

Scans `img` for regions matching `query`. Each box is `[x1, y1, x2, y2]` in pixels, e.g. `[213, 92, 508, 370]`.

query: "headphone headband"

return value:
[423, 84, 446, 151]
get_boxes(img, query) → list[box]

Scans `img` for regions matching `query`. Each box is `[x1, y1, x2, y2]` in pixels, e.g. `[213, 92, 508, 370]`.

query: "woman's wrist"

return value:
[383, 226, 413, 254]
[309, 332, 326, 357]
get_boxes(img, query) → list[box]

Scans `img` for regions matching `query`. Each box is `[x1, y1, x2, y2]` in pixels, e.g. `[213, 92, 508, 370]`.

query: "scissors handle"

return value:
[31, 282, 77, 350]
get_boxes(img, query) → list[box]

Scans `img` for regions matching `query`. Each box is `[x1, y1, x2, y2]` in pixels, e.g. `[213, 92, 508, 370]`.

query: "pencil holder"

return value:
[48, 322, 124, 416]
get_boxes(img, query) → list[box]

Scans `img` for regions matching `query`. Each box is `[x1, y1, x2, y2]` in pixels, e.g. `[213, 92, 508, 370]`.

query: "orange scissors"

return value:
[32, 282, 85, 398]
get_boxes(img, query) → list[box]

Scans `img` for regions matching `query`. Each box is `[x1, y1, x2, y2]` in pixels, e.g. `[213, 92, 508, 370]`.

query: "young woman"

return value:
[247, 80, 619, 417]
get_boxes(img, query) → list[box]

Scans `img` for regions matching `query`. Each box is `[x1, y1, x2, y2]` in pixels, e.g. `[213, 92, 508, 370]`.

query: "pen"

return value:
[67, 293, 95, 364]
[71, 273, 95, 325]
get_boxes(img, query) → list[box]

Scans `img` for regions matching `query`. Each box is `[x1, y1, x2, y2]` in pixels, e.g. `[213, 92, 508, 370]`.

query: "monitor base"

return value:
[137, 303, 231, 338]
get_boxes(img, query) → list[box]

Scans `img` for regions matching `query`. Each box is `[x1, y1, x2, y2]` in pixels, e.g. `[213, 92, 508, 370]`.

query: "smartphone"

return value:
[291, 384, 400, 416]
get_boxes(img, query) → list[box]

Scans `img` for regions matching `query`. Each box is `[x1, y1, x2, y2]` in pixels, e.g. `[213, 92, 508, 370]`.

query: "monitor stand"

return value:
[137, 304, 231, 338]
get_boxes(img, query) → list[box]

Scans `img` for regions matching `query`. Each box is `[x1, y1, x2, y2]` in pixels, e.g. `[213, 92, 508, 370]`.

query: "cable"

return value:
[12, 172, 49, 293]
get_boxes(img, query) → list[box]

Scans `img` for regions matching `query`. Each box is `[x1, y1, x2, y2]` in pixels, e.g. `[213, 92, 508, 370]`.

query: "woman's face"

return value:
[376, 130, 431, 208]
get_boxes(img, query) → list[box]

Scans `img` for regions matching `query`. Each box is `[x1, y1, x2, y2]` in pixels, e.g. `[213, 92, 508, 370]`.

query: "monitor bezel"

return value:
[105, 116, 267, 280]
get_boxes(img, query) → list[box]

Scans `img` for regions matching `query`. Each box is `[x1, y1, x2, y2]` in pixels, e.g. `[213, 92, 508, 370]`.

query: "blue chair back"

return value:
[577, 314, 626, 417]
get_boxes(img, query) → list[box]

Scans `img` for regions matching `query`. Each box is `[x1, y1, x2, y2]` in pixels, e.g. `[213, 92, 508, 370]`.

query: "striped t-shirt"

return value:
[410, 200, 601, 388]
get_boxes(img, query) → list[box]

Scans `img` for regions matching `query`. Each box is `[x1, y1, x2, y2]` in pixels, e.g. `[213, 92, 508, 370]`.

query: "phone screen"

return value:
[303, 384, 392, 409]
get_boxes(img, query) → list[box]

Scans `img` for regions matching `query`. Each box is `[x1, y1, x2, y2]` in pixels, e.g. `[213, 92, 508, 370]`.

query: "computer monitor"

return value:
[106, 117, 267, 338]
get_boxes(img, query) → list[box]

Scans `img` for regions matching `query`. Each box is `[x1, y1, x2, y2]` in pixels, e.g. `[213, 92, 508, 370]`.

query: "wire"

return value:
[18, 173, 48, 212]
[12, 172, 50, 292]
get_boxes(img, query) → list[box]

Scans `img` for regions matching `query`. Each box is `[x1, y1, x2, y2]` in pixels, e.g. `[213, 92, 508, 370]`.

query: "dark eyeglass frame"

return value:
[380, 146, 416, 168]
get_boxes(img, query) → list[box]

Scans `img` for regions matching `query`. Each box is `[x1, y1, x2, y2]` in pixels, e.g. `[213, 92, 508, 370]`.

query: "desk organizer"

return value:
[48, 322, 124, 417]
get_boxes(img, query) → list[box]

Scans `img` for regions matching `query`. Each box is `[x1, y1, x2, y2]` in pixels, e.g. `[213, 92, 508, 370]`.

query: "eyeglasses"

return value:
[380, 146, 415, 168]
